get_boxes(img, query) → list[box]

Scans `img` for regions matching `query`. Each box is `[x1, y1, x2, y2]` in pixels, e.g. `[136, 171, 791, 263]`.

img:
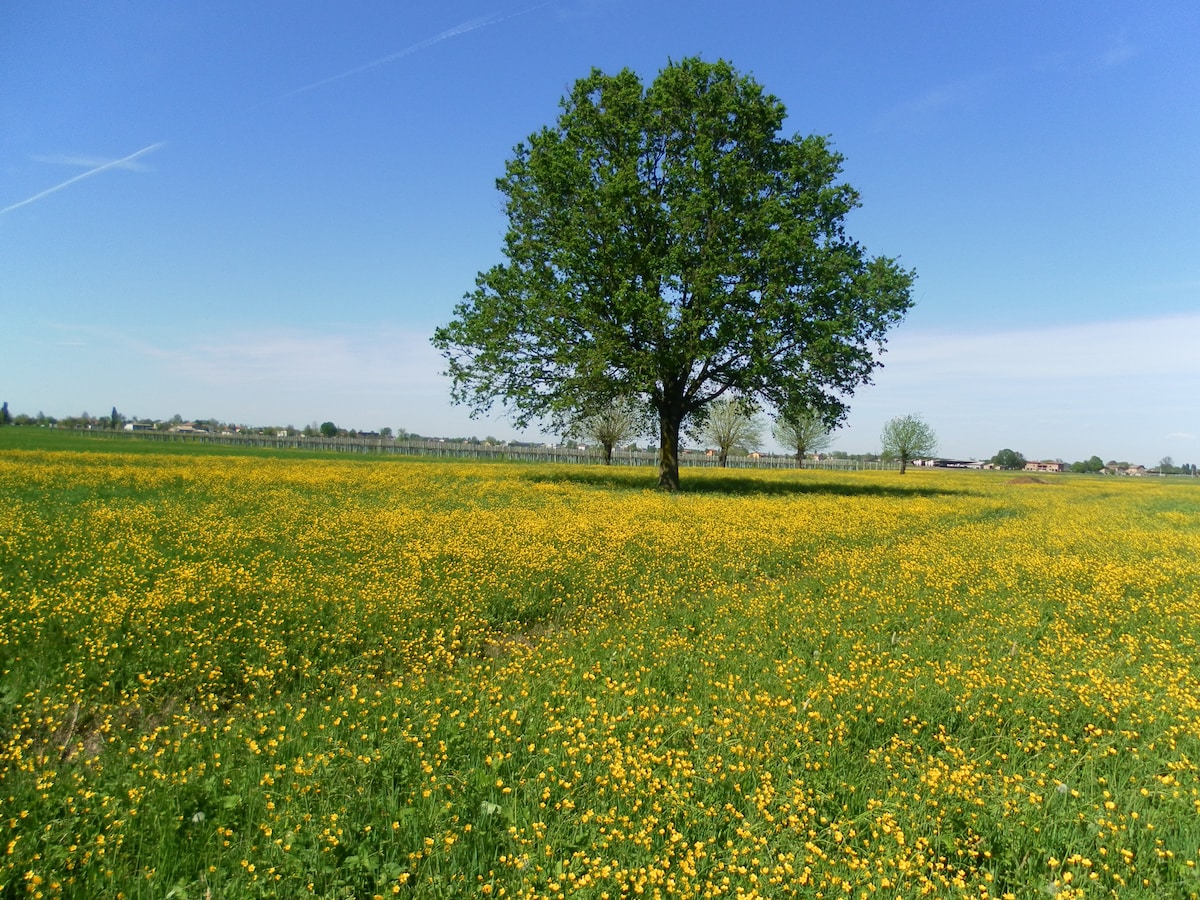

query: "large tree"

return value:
[880, 414, 938, 474]
[773, 409, 832, 466]
[702, 396, 763, 467]
[433, 58, 915, 490]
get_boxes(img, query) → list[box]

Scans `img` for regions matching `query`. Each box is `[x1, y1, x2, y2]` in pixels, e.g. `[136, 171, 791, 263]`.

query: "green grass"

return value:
[1, 437, 1198, 898]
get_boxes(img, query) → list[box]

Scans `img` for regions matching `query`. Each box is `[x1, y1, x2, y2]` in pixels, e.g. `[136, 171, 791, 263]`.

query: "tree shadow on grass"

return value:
[521, 468, 972, 500]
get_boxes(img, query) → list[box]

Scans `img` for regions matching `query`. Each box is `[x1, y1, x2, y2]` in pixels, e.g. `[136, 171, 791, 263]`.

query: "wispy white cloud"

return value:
[24, 314, 1200, 457]
[282, 1, 558, 99]
[1100, 35, 1139, 68]
[24, 321, 489, 434]
[877, 72, 997, 129]
[30, 153, 154, 172]
[548, 0, 618, 23]
[0, 142, 166, 217]
[159, 329, 442, 390]
[1035, 33, 1141, 75]
[883, 30, 1143, 131]
[840, 313, 1200, 462]
[883, 314, 1200, 382]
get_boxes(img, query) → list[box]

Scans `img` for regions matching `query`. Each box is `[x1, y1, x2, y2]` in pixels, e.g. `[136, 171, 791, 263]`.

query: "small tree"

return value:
[991, 448, 1026, 470]
[319, 421, 338, 438]
[574, 400, 642, 465]
[772, 409, 831, 466]
[880, 414, 937, 474]
[702, 396, 764, 467]
[0, 402, 10, 426]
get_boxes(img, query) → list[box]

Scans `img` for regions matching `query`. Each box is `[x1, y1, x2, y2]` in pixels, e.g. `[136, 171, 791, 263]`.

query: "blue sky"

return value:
[3, 0, 1198, 464]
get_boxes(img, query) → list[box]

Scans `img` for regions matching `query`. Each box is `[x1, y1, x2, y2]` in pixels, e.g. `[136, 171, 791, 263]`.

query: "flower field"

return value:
[2, 438, 1199, 899]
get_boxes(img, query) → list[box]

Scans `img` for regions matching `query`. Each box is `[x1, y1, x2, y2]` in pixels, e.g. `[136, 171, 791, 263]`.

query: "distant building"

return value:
[1024, 461, 1066, 473]
[914, 458, 985, 469]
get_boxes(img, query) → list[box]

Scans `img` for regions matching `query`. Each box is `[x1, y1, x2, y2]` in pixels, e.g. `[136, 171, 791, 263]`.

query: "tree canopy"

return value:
[572, 400, 642, 464]
[1070, 455, 1105, 474]
[773, 409, 832, 466]
[433, 57, 915, 490]
[702, 396, 763, 467]
[880, 414, 938, 474]
[991, 448, 1027, 470]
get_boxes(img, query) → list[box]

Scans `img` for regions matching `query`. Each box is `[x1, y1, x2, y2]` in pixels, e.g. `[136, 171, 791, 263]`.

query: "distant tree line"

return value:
[1154, 456, 1196, 476]
[987, 448, 1197, 476]
[3, 400, 1192, 475]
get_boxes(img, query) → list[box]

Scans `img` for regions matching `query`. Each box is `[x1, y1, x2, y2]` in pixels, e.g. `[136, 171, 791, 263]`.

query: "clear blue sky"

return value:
[3, 1, 1198, 464]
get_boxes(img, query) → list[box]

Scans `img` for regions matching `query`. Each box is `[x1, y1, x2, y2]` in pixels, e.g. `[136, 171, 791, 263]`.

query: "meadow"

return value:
[1, 433, 1198, 899]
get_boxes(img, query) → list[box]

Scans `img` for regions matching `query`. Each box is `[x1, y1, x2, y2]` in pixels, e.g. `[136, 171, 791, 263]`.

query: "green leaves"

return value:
[880, 414, 939, 474]
[433, 57, 915, 487]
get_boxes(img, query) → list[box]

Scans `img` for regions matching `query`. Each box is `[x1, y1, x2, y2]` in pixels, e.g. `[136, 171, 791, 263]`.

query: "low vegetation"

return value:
[2, 433, 1198, 898]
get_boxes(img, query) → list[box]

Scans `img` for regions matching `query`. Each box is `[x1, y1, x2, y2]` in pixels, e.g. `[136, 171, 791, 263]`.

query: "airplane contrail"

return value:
[0, 142, 166, 217]
[282, 1, 557, 99]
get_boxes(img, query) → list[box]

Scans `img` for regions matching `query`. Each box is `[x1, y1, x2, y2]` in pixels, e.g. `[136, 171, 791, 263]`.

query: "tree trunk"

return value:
[718, 450, 728, 468]
[899, 457, 908, 475]
[657, 408, 682, 491]
[602, 442, 614, 465]
[795, 451, 804, 468]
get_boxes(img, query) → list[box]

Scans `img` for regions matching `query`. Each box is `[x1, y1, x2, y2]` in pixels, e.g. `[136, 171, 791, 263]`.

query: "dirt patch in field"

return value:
[483, 624, 565, 659]
[1007, 476, 1049, 484]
